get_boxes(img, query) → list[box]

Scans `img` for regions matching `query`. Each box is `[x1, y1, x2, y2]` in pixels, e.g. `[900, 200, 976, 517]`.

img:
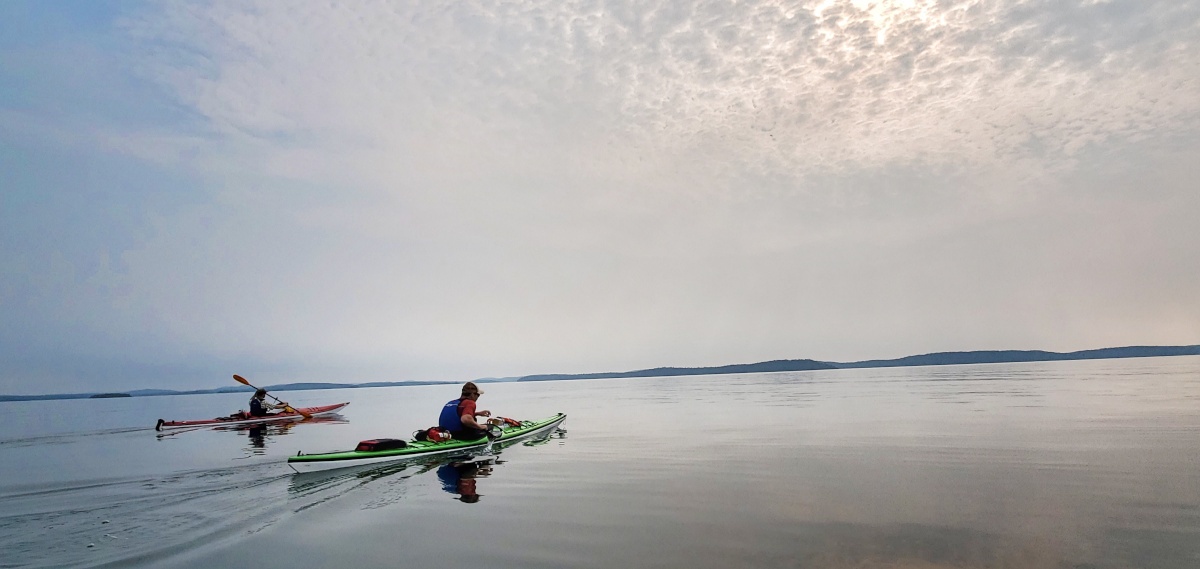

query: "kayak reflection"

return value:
[520, 426, 567, 447]
[287, 425, 567, 505]
[437, 458, 497, 504]
[154, 413, 348, 443]
[232, 415, 348, 454]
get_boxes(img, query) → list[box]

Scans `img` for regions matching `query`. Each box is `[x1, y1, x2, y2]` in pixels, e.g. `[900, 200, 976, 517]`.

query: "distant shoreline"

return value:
[2, 344, 1197, 402]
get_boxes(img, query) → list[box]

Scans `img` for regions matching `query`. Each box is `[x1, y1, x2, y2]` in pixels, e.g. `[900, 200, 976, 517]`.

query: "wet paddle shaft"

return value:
[232, 375, 312, 419]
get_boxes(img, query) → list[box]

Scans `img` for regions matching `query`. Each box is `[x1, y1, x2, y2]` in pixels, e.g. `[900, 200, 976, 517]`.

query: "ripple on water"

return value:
[0, 463, 296, 568]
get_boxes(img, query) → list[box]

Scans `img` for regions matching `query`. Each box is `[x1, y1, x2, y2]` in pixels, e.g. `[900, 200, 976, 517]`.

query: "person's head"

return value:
[461, 382, 483, 400]
[254, 388, 267, 399]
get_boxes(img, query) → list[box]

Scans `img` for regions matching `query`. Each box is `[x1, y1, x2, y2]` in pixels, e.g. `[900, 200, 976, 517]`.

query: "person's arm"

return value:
[458, 398, 489, 428]
[460, 411, 484, 430]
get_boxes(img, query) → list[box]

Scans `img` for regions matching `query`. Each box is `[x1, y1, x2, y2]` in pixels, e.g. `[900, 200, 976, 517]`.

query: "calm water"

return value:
[1, 357, 1199, 568]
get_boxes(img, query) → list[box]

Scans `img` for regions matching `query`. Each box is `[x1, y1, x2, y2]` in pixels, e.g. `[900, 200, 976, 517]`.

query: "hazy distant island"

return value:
[517, 359, 836, 382]
[2, 345, 1197, 402]
[515, 345, 1200, 381]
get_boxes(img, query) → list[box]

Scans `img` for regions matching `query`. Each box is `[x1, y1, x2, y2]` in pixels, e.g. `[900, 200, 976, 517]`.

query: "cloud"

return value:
[129, 1, 1200, 187]
[2, 0, 1198, 392]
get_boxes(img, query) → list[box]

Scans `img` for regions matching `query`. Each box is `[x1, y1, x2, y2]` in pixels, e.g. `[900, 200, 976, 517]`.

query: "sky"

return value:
[1, 0, 1198, 395]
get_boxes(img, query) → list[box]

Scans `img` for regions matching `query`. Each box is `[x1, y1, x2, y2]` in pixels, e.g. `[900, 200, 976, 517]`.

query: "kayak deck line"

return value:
[154, 402, 351, 431]
[287, 412, 566, 473]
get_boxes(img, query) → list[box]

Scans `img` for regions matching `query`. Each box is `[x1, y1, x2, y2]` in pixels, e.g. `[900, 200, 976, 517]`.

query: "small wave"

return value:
[0, 427, 154, 448]
[0, 462, 291, 568]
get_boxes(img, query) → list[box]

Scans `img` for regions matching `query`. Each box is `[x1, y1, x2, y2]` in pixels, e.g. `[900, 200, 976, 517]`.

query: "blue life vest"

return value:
[438, 399, 464, 431]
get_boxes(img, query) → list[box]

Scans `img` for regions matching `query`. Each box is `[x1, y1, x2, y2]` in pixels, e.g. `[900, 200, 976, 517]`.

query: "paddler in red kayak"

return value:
[249, 388, 287, 417]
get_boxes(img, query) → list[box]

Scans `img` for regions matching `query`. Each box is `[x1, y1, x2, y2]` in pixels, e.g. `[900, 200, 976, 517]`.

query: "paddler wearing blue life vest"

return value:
[438, 382, 492, 440]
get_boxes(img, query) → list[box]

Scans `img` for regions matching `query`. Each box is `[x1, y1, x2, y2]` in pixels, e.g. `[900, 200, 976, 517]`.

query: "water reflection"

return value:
[286, 426, 567, 505]
[228, 415, 348, 454]
[288, 455, 445, 501]
[437, 458, 496, 503]
[522, 427, 567, 447]
[13, 358, 1196, 569]
[776, 522, 1081, 569]
[153, 414, 348, 447]
[246, 424, 268, 450]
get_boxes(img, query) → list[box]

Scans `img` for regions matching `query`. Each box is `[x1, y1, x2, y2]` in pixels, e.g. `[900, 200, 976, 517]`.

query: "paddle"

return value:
[232, 374, 312, 419]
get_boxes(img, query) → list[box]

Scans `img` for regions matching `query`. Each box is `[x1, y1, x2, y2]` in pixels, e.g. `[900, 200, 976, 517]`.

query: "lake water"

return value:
[1, 356, 1199, 568]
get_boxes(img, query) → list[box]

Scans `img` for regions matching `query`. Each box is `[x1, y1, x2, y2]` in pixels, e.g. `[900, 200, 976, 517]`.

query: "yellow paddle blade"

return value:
[286, 405, 312, 419]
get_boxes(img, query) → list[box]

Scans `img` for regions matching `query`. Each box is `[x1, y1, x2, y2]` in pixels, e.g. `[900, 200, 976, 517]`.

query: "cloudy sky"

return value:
[2, 0, 1198, 394]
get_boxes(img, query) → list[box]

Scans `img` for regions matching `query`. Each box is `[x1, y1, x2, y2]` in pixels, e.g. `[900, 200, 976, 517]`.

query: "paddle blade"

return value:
[287, 405, 313, 419]
[232, 374, 251, 387]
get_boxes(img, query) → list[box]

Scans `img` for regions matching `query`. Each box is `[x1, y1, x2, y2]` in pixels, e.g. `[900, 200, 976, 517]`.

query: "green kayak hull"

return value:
[287, 412, 566, 473]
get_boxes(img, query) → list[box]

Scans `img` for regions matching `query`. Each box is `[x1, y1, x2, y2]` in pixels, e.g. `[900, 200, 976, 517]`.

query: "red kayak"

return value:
[154, 402, 350, 431]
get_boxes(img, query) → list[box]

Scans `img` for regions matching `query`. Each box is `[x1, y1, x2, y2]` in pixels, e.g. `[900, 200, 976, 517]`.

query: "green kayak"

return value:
[287, 413, 566, 473]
